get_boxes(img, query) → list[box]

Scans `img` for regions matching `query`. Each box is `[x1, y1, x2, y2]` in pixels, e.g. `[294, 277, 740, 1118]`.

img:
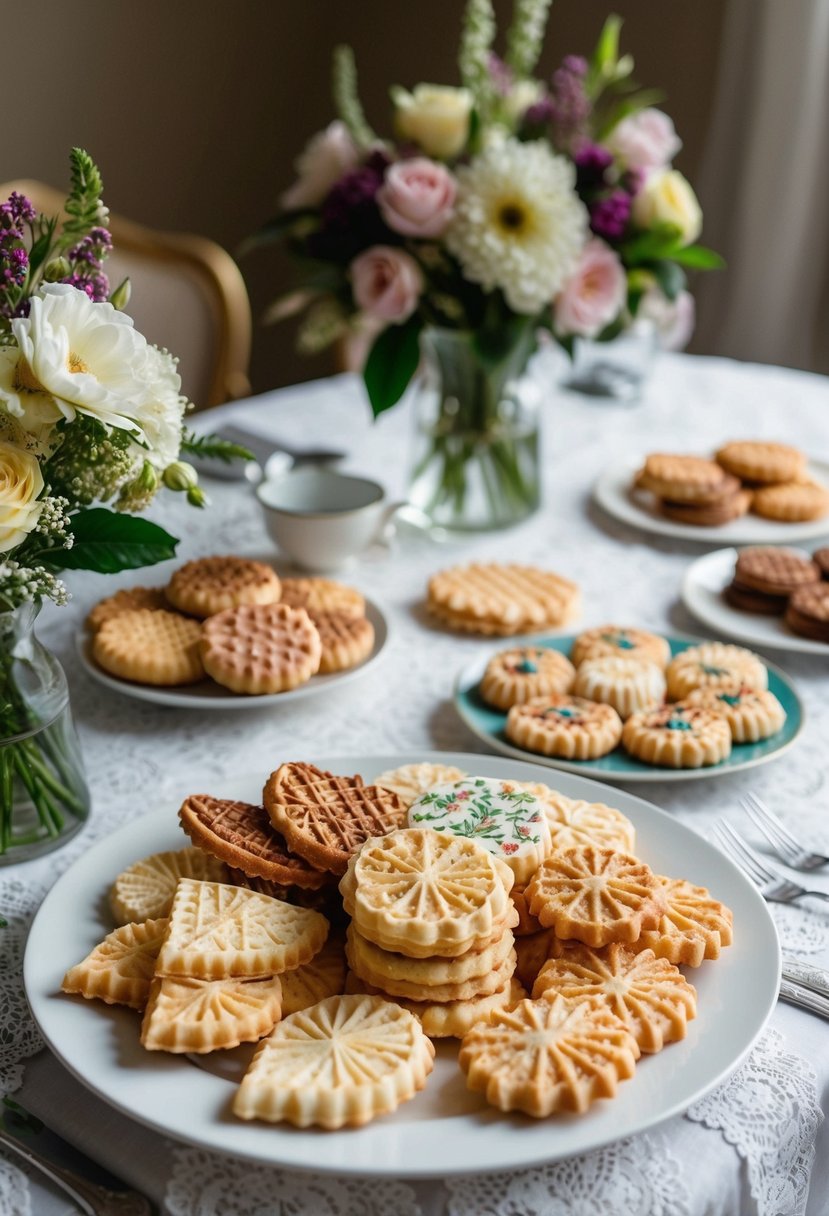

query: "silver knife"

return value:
[778, 978, 829, 1022]
[782, 957, 829, 1000]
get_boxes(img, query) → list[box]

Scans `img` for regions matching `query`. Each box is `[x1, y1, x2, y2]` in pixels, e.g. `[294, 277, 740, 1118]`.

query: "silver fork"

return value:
[742, 792, 829, 870]
[713, 820, 829, 906]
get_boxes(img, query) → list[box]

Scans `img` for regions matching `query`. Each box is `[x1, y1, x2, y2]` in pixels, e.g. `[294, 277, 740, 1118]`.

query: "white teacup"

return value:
[256, 468, 401, 571]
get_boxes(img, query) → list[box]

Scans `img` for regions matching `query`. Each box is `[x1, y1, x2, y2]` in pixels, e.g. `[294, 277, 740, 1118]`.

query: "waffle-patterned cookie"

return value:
[459, 993, 638, 1116]
[279, 935, 347, 1015]
[87, 586, 168, 632]
[200, 603, 321, 695]
[263, 763, 407, 876]
[92, 609, 204, 686]
[312, 611, 374, 673]
[427, 563, 580, 636]
[814, 547, 829, 579]
[752, 482, 829, 522]
[684, 685, 787, 743]
[109, 847, 229, 924]
[526, 846, 664, 948]
[573, 656, 666, 719]
[635, 454, 733, 504]
[166, 556, 281, 618]
[532, 789, 636, 854]
[479, 647, 576, 710]
[505, 695, 623, 759]
[279, 577, 365, 619]
[341, 828, 513, 958]
[155, 878, 328, 979]
[372, 762, 468, 808]
[622, 702, 732, 768]
[632, 876, 734, 966]
[345, 923, 514, 989]
[62, 918, 169, 1010]
[734, 547, 820, 596]
[345, 973, 526, 1038]
[570, 626, 670, 670]
[179, 795, 328, 889]
[407, 777, 552, 884]
[785, 583, 829, 641]
[533, 943, 697, 1053]
[140, 975, 282, 1053]
[666, 642, 768, 700]
[715, 440, 806, 484]
[233, 994, 435, 1128]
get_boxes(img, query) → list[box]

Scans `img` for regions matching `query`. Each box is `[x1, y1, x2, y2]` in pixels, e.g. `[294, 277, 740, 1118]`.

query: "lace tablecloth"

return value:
[2, 352, 828, 1216]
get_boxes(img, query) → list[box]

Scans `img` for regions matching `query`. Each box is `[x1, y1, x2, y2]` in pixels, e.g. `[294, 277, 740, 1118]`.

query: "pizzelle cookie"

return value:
[345, 923, 515, 989]
[684, 685, 787, 743]
[532, 788, 636, 854]
[179, 794, 328, 889]
[513, 928, 564, 990]
[570, 626, 670, 669]
[166, 556, 281, 618]
[200, 603, 321, 695]
[635, 454, 733, 504]
[346, 930, 516, 1002]
[505, 695, 623, 759]
[109, 847, 229, 924]
[622, 702, 732, 768]
[311, 611, 374, 673]
[526, 846, 665, 948]
[532, 943, 697, 1053]
[665, 643, 768, 700]
[233, 994, 435, 1128]
[510, 882, 543, 935]
[140, 975, 283, 1053]
[263, 763, 407, 875]
[427, 562, 580, 635]
[715, 440, 806, 484]
[92, 609, 204, 686]
[373, 762, 468, 808]
[87, 586, 168, 632]
[155, 878, 329, 979]
[344, 973, 526, 1038]
[279, 577, 365, 619]
[278, 935, 347, 1015]
[573, 656, 666, 719]
[407, 777, 552, 883]
[62, 918, 169, 1010]
[458, 992, 638, 1116]
[632, 876, 734, 966]
[479, 647, 576, 710]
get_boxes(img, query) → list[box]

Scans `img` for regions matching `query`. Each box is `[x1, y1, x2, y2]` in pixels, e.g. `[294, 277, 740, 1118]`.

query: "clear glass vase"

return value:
[562, 319, 658, 403]
[408, 327, 541, 531]
[0, 602, 90, 864]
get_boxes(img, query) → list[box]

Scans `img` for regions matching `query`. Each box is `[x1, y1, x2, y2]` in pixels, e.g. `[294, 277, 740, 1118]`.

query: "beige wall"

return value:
[6, 0, 726, 398]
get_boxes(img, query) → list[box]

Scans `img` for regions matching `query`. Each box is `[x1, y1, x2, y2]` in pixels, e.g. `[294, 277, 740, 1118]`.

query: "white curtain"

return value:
[693, 0, 829, 375]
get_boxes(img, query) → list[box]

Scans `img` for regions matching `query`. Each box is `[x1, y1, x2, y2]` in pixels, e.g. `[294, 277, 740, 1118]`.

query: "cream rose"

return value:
[281, 121, 359, 210]
[350, 245, 423, 323]
[393, 85, 473, 160]
[631, 169, 702, 246]
[0, 441, 44, 552]
[377, 159, 456, 237]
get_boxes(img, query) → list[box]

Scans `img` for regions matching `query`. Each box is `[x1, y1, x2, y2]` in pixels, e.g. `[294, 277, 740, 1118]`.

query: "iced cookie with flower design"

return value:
[684, 685, 786, 743]
[407, 777, 551, 884]
[622, 702, 732, 768]
[665, 642, 767, 701]
[479, 646, 576, 710]
[570, 625, 670, 670]
[505, 695, 623, 760]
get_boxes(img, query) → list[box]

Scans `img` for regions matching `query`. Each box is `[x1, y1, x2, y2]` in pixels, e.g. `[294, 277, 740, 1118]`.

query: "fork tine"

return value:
[742, 797, 798, 861]
[743, 793, 801, 854]
[714, 820, 775, 884]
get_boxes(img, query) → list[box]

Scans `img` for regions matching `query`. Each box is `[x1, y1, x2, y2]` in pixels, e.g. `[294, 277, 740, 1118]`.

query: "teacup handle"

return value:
[373, 500, 408, 549]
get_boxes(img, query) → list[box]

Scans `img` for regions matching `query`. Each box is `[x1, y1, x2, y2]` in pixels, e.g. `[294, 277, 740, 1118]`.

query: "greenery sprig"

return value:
[332, 46, 376, 149]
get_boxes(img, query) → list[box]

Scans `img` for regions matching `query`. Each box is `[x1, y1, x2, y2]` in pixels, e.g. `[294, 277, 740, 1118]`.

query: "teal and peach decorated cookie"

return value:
[665, 642, 768, 701]
[621, 702, 732, 768]
[684, 685, 786, 743]
[573, 656, 666, 720]
[479, 646, 576, 710]
[505, 695, 623, 761]
[407, 777, 552, 884]
[570, 626, 670, 670]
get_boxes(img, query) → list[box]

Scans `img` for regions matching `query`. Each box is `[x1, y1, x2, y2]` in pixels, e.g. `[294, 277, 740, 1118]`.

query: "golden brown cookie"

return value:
[62, 918, 169, 1010]
[92, 609, 204, 686]
[752, 482, 829, 523]
[513, 928, 564, 989]
[166, 555, 281, 618]
[511, 883, 543, 935]
[345, 923, 514, 989]
[311, 611, 374, 673]
[427, 563, 580, 635]
[573, 656, 666, 719]
[665, 642, 768, 700]
[570, 626, 670, 669]
[86, 586, 168, 632]
[659, 488, 752, 527]
[622, 702, 732, 768]
[505, 695, 623, 759]
[479, 647, 576, 710]
[684, 685, 787, 742]
[200, 603, 321, 694]
[635, 454, 734, 504]
[784, 583, 829, 641]
[140, 975, 282, 1053]
[279, 577, 365, 619]
[715, 440, 805, 484]
[346, 930, 516, 1003]
[109, 847, 229, 924]
[631, 876, 733, 966]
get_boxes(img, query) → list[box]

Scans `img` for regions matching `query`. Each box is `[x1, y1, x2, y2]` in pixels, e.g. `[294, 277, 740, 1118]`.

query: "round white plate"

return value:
[682, 547, 829, 656]
[76, 597, 388, 709]
[454, 637, 804, 784]
[593, 455, 829, 544]
[25, 751, 780, 1179]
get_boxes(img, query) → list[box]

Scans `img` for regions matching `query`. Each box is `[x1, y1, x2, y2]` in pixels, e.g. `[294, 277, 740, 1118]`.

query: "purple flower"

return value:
[0, 192, 36, 232]
[589, 189, 632, 241]
[61, 226, 113, 301]
[574, 143, 614, 192]
[521, 97, 556, 132]
[548, 56, 591, 151]
[561, 55, 588, 77]
[0, 193, 35, 319]
[307, 150, 392, 262]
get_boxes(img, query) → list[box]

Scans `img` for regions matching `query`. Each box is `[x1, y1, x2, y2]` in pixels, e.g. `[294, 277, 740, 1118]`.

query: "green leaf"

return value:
[669, 244, 726, 270]
[35, 509, 179, 574]
[363, 316, 422, 417]
[595, 88, 666, 140]
[27, 223, 56, 277]
[593, 15, 623, 74]
[180, 429, 255, 464]
[650, 260, 686, 301]
[620, 223, 684, 265]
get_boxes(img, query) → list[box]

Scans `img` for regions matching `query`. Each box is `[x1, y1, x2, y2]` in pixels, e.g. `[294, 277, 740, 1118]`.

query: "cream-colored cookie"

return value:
[479, 647, 575, 710]
[570, 626, 670, 669]
[573, 656, 666, 719]
[684, 685, 786, 742]
[666, 643, 768, 700]
[92, 609, 204, 686]
[279, 577, 365, 619]
[510, 882, 543, 935]
[109, 847, 229, 924]
[631, 876, 734, 966]
[372, 762, 468, 808]
[346, 936, 516, 1003]
[140, 975, 282, 1053]
[200, 603, 321, 695]
[345, 973, 527, 1038]
[345, 923, 515, 988]
[62, 918, 169, 1010]
[278, 935, 347, 1015]
[505, 695, 623, 759]
[86, 586, 168, 632]
[427, 563, 580, 635]
[622, 702, 733, 768]
[166, 556, 281, 618]
[529, 788, 636, 854]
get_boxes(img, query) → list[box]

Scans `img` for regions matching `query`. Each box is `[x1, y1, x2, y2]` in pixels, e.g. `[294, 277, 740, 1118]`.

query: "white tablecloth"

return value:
[2, 351, 828, 1216]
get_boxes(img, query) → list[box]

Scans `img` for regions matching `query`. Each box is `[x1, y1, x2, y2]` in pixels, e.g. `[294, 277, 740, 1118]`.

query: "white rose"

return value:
[503, 79, 544, 123]
[281, 121, 359, 210]
[638, 286, 696, 351]
[631, 169, 702, 246]
[607, 108, 681, 173]
[0, 440, 44, 552]
[393, 84, 473, 159]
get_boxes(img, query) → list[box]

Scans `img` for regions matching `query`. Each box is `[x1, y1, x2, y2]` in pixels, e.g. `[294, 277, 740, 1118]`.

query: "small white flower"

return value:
[445, 138, 588, 313]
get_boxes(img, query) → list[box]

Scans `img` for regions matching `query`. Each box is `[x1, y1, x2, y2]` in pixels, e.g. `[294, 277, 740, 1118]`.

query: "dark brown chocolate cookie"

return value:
[734, 546, 820, 596]
[723, 580, 786, 616]
[784, 584, 829, 642]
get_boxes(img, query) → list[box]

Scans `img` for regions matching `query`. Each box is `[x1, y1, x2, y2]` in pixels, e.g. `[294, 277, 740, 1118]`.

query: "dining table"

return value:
[2, 349, 828, 1216]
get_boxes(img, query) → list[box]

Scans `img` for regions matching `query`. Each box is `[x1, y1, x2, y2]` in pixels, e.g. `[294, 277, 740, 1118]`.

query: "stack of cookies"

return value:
[633, 441, 829, 526]
[723, 545, 829, 642]
[88, 557, 375, 694]
[426, 562, 580, 635]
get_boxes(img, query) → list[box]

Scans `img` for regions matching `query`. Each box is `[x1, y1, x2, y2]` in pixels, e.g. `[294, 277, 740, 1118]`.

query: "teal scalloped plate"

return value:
[453, 634, 804, 784]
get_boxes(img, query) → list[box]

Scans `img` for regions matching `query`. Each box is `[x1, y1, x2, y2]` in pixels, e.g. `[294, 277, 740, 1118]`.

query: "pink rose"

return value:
[553, 239, 627, 338]
[638, 286, 695, 351]
[350, 245, 423, 323]
[281, 121, 359, 210]
[607, 108, 681, 175]
[377, 158, 456, 238]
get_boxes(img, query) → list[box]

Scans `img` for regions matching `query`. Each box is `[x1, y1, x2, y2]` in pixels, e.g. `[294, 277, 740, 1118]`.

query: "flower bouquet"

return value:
[251, 0, 722, 530]
[0, 149, 247, 860]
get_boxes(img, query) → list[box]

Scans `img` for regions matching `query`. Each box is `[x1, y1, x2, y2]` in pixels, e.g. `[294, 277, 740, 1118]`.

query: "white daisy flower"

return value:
[446, 138, 588, 314]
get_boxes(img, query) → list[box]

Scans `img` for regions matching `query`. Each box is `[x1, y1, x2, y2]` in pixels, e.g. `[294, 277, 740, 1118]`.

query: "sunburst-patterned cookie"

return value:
[527, 788, 636, 854]
[631, 876, 734, 966]
[62, 918, 169, 1010]
[140, 975, 283, 1053]
[278, 935, 348, 1015]
[109, 847, 229, 924]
